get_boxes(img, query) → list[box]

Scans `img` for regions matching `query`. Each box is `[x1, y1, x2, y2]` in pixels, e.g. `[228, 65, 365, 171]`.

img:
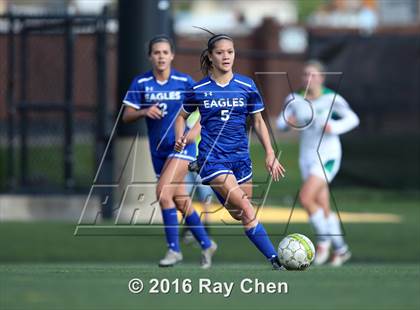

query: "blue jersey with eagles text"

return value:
[123, 69, 195, 157]
[182, 74, 265, 163]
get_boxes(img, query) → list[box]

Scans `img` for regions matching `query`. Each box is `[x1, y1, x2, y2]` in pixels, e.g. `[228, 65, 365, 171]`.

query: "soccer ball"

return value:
[278, 233, 315, 270]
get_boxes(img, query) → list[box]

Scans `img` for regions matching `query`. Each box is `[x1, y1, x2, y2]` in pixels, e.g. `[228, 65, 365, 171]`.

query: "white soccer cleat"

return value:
[201, 240, 217, 269]
[313, 241, 331, 266]
[330, 248, 352, 267]
[158, 249, 183, 267]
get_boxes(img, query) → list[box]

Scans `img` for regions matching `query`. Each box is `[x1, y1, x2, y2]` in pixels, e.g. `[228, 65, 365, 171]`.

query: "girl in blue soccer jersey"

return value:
[122, 35, 216, 269]
[174, 33, 286, 270]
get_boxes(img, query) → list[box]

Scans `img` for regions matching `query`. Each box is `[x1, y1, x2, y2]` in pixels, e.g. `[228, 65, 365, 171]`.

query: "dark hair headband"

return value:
[208, 34, 233, 47]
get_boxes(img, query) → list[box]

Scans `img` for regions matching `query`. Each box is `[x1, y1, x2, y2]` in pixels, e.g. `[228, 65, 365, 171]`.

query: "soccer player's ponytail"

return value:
[195, 27, 233, 76]
[200, 49, 212, 76]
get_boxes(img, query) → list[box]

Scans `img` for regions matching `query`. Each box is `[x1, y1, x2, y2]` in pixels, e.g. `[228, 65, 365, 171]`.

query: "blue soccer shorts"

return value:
[199, 158, 253, 185]
[152, 143, 196, 178]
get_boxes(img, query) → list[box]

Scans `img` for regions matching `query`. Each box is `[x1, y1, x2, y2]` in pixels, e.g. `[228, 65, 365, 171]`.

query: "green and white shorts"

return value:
[299, 156, 341, 183]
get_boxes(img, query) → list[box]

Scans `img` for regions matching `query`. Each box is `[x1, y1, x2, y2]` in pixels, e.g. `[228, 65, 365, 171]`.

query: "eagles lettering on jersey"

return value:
[123, 69, 195, 157]
[182, 74, 264, 163]
[203, 97, 245, 108]
[144, 91, 182, 102]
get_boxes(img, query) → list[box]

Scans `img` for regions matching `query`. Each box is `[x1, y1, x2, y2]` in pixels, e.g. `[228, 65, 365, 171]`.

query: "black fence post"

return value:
[19, 20, 28, 187]
[64, 14, 75, 190]
[96, 6, 113, 218]
[6, 15, 16, 190]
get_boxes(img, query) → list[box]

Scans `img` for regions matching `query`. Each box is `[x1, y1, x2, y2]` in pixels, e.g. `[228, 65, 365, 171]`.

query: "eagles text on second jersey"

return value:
[123, 69, 195, 157]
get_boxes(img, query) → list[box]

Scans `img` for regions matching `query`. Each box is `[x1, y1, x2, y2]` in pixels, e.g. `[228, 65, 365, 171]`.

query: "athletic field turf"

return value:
[1, 263, 419, 310]
[1, 141, 419, 309]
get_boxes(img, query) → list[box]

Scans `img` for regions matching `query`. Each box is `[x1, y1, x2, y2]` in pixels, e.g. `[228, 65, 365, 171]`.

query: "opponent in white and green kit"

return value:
[278, 87, 359, 182]
[277, 61, 359, 266]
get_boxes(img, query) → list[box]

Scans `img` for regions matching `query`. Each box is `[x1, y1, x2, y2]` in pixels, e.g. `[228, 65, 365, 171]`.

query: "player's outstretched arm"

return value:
[122, 105, 162, 123]
[251, 112, 286, 181]
[174, 109, 189, 152]
[325, 98, 360, 135]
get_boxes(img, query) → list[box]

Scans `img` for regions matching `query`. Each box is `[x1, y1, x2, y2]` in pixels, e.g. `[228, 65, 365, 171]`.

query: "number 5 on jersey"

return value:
[221, 109, 230, 121]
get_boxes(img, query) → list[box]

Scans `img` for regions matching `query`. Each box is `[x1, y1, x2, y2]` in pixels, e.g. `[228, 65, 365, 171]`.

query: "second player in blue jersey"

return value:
[122, 35, 216, 268]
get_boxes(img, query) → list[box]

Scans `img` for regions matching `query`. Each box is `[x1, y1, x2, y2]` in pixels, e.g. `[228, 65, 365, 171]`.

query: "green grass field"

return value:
[1, 141, 419, 309]
[1, 263, 419, 310]
[1, 205, 419, 310]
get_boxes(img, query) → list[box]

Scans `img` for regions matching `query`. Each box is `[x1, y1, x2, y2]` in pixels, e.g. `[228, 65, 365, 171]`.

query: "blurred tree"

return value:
[297, 0, 327, 23]
[172, 0, 192, 12]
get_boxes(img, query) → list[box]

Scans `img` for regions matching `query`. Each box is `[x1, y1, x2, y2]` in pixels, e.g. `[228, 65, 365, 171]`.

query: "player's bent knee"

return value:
[227, 200, 255, 223]
[241, 202, 256, 222]
[299, 192, 313, 207]
[174, 197, 191, 214]
[225, 201, 246, 221]
[157, 192, 174, 209]
[227, 209, 242, 221]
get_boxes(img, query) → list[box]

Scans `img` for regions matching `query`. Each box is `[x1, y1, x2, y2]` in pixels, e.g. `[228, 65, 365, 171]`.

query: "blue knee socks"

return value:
[185, 211, 212, 250]
[245, 223, 277, 260]
[161, 208, 180, 252]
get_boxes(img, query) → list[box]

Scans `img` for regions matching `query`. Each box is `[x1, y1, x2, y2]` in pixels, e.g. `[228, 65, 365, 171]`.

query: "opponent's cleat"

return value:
[330, 249, 352, 267]
[158, 249, 183, 267]
[201, 240, 217, 269]
[313, 241, 331, 266]
[270, 256, 286, 271]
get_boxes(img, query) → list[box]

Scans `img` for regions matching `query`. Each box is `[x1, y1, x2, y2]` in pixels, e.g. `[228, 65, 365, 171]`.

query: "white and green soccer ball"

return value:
[278, 233, 315, 270]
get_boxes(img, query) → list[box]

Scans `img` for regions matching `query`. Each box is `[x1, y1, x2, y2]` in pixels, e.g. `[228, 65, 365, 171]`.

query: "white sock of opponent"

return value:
[309, 208, 330, 245]
[327, 212, 348, 254]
